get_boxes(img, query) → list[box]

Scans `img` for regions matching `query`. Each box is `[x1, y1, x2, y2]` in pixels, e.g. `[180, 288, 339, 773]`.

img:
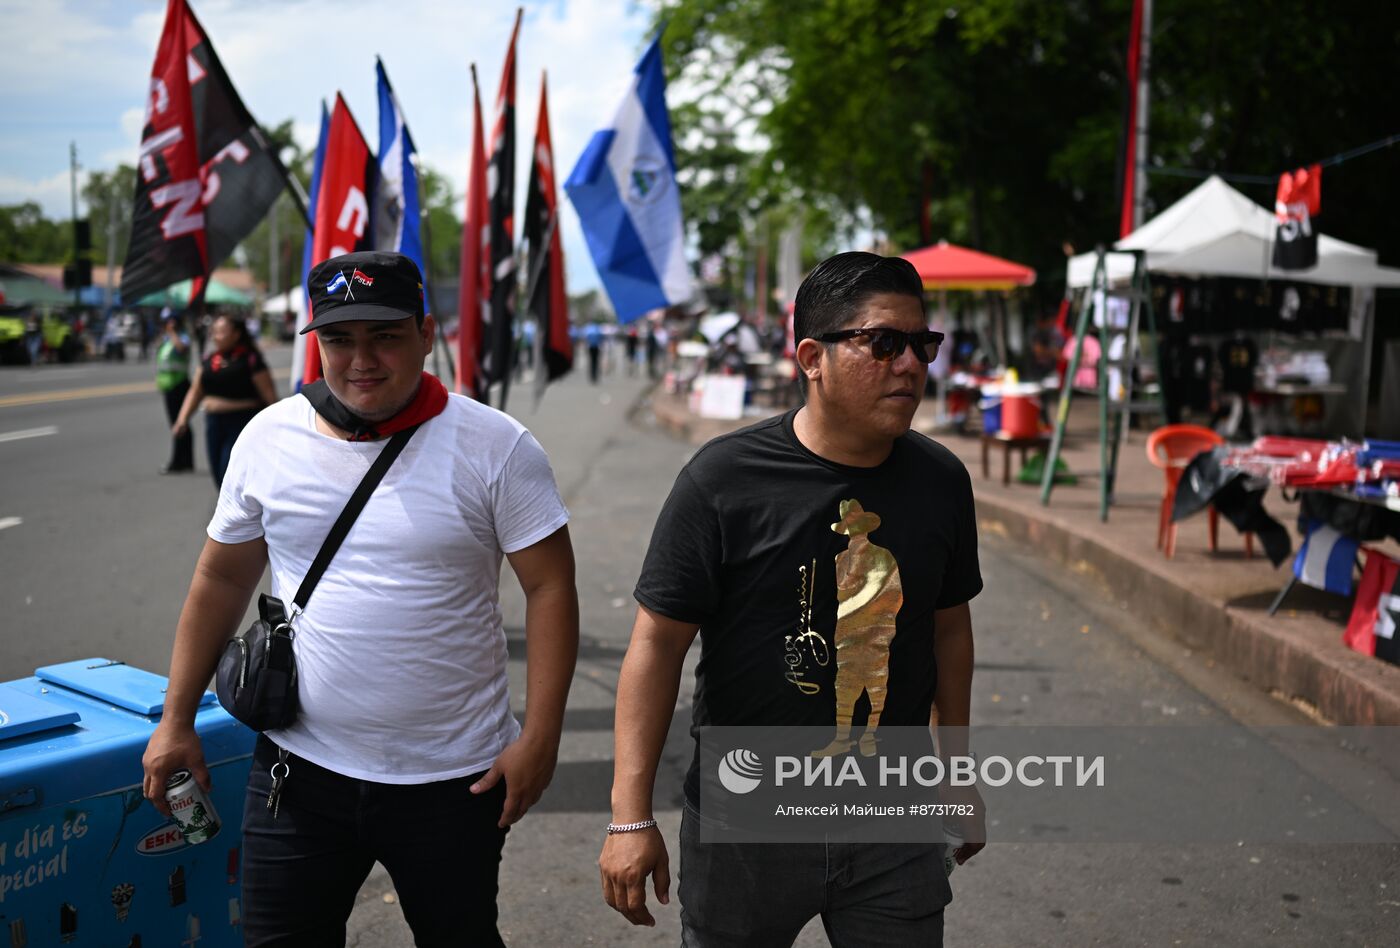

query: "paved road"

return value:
[2, 350, 1397, 946]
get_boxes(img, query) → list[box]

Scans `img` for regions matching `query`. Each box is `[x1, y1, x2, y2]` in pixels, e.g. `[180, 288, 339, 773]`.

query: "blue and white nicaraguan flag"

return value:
[565, 36, 693, 324]
[1293, 521, 1359, 596]
[373, 58, 425, 280]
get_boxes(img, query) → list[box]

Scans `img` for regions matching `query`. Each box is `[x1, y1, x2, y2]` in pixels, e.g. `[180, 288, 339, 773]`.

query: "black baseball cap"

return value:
[301, 251, 425, 334]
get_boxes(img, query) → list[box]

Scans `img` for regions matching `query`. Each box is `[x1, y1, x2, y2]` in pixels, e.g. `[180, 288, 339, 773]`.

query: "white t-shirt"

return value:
[208, 392, 569, 783]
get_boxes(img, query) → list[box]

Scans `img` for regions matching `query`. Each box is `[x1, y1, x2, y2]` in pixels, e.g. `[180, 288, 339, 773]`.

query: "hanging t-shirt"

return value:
[634, 409, 983, 802]
[207, 392, 569, 783]
[1218, 337, 1258, 395]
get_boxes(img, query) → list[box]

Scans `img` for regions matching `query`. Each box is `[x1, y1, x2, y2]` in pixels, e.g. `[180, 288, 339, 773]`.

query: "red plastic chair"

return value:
[1145, 424, 1255, 560]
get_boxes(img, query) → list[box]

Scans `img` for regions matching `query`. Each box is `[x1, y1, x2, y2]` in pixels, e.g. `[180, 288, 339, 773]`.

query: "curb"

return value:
[973, 491, 1400, 726]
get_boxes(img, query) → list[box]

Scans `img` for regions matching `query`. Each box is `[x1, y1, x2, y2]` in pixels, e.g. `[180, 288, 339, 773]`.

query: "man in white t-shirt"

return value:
[142, 251, 579, 947]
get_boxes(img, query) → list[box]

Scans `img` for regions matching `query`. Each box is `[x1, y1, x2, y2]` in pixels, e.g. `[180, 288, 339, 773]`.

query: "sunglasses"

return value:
[815, 328, 945, 364]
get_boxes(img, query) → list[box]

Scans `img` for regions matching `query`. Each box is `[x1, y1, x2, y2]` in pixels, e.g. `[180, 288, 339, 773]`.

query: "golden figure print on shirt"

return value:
[813, 499, 903, 758]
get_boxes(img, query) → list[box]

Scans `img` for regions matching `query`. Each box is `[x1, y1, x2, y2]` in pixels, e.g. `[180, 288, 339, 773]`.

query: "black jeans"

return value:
[242, 736, 509, 947]
[205, 408, 259, 488]
[161, 380, 194, 470]
[678, 802, 948, 947]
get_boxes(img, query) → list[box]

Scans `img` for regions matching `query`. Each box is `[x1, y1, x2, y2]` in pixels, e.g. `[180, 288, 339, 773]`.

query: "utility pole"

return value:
[1132, 0, 1153, 230]
[69, 142, 81, 308]
[269, 193, 280, 306]
[103, 176, 120, 314]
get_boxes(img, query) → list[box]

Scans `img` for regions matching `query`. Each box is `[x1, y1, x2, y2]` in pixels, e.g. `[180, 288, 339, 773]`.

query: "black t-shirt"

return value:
[1217, 337, 1258, 395]
[635, 409, 983, 801]
[201, 345, 267, 400]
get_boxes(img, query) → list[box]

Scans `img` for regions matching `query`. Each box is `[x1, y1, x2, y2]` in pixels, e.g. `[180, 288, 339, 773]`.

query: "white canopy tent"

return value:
[1065, 176, 1400, 436]
[1067, 175, 1400, 288]
[260, 288, 307, 317]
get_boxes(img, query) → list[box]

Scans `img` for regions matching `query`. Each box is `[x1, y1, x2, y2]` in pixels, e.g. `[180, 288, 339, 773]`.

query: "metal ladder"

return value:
[1039, 248, 1165, 520]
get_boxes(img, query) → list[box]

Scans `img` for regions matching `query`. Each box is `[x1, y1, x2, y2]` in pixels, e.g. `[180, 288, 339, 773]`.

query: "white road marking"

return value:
[0, 517, 22, 531]
[0, 426, 58, 444]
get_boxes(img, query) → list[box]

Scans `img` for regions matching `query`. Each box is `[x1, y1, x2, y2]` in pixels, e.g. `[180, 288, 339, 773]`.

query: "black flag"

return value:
[121, 0, 293, 303]
[524, 73, 572, 400]
[484, 9, 521, 407]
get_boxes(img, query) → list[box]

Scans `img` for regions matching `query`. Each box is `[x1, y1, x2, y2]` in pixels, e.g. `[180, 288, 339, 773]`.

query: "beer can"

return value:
[165, 770, 220, 845]
[941, 821, 963, 876]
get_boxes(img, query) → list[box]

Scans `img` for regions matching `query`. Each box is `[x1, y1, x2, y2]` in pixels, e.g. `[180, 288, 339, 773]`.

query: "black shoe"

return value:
[159, 464, 194, 475]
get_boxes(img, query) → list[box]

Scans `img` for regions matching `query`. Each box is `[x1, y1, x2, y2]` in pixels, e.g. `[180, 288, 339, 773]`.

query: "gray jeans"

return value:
[678, 802, 951, 947]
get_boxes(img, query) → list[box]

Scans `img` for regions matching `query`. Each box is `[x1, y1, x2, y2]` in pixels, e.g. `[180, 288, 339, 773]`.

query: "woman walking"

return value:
[172, 314, 277, 487]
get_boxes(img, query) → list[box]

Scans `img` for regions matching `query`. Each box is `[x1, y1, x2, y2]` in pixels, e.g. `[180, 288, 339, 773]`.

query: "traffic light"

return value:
[65, 218, 93, 289]
[63, 260, 92, 290]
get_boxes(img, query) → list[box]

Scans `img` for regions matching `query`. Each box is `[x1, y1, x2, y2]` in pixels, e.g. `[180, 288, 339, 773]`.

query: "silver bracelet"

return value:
[607, 819, 658, 834]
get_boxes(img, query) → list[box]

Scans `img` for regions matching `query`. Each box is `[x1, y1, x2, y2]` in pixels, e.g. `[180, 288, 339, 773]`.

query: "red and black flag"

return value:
[484, 8, 522, 408]
[1116, 0, 1146, 239]
[1344, 550, 1400, 666]
[524, 73, 572, 401]
[457, 66, 490, 400]
[1272, 164, 1321, 271]
[300, 93, 376, 386]
[121, 0, 295, 303]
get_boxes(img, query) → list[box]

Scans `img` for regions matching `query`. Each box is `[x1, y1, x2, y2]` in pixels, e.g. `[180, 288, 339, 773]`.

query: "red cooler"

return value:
[1000, 383, 1042, 438]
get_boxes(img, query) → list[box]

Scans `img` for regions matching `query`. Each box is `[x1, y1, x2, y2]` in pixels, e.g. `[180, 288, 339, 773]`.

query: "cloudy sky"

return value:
[0, 0, 661, 291]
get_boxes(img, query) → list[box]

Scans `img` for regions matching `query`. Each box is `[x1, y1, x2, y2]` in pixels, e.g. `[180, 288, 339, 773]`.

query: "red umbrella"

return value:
[901, 240, 1036, 290]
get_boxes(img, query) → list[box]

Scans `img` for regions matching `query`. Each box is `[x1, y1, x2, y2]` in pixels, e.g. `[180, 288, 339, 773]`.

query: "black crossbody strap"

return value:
[292, 423, 421, 612]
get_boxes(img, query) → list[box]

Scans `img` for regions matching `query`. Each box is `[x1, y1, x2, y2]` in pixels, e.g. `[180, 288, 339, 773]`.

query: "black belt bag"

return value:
[215, 423, 421, 731]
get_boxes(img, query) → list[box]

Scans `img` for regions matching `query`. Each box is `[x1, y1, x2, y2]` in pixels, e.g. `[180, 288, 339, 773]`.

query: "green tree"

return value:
[238, 119, 311, 297]
[657, 0, 1400, 297]
[82, 164, 137, 269]
[0, 202, 70, 263]
[570, 288, 613, 323]
[417, 163, 462, 290]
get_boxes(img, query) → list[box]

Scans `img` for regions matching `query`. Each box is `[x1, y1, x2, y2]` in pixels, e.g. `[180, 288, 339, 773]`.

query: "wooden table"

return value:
[981, 432, 1050, 486]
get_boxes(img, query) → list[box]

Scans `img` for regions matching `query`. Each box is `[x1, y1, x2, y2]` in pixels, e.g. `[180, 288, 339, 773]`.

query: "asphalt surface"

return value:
[2, 345, 1397, 946]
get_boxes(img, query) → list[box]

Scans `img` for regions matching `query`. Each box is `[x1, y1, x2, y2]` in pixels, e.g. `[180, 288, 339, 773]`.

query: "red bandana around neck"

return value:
[304, 372, 449, 442]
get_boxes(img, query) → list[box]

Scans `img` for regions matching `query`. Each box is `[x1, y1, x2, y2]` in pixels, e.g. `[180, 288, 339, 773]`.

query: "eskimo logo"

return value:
[718, 749, 764, 794]
[135, 821, 189, 856]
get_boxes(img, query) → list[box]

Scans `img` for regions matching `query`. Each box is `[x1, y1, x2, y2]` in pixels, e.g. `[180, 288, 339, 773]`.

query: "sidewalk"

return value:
[650, 388, 1400, 727]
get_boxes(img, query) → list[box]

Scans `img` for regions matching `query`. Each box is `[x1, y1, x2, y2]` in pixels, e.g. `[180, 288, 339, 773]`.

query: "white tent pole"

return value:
[1358, 286, 1374, 435]
[1133, 0, 1153, 231]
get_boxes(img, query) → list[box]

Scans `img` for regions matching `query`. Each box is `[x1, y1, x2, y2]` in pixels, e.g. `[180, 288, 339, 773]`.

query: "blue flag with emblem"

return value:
[373, 58, 426, 283]
[565, 36, 693, 324]
[1293, 520, 1359, 596]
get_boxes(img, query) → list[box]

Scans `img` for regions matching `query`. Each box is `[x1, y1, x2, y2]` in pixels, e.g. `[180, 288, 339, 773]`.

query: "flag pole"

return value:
[412, 152, 455, 384]
[523, 210, 560, 411]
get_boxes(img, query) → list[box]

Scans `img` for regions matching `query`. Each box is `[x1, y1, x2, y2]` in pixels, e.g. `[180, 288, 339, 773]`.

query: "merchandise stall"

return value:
[1066, 176, 1400, 438]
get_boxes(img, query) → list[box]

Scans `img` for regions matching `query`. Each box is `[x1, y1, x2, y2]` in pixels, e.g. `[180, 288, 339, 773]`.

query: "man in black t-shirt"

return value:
[600, 252, 984, 946]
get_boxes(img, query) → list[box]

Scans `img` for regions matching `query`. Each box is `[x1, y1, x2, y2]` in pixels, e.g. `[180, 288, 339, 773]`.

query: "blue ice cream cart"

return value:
[0, 659, 254, 947]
